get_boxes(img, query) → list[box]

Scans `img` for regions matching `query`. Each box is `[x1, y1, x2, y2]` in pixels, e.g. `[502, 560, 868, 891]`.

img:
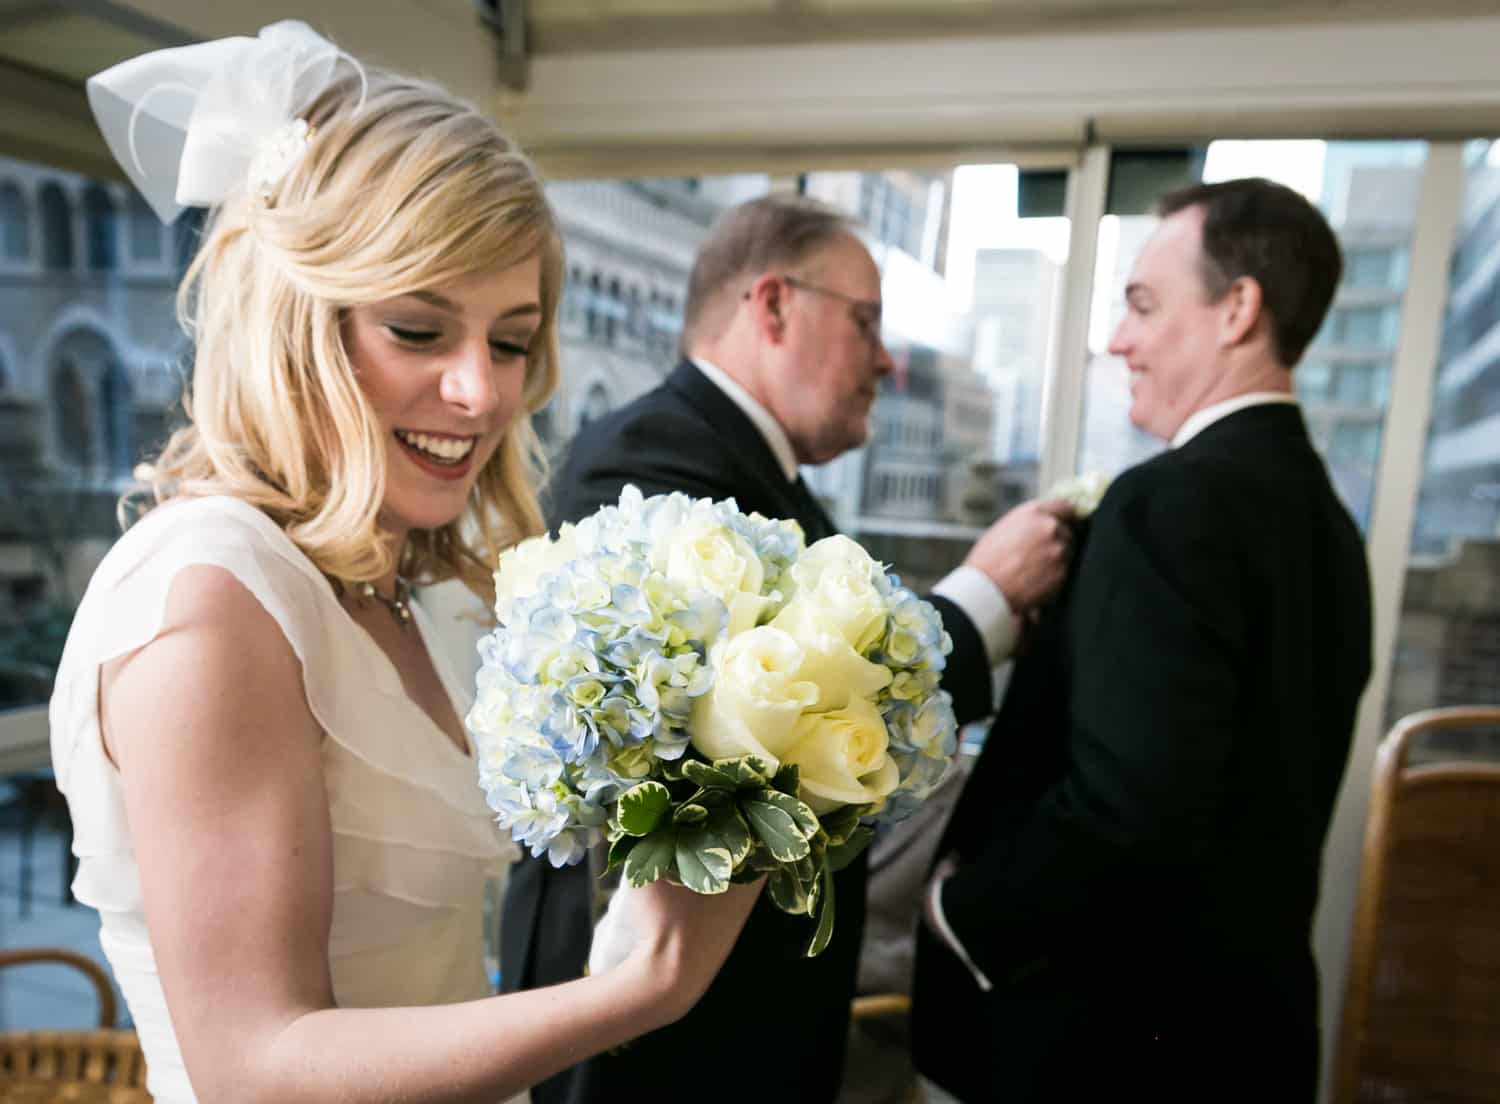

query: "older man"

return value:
[503, 194, 1073, 1104]
[913, 178, 1374, 1103]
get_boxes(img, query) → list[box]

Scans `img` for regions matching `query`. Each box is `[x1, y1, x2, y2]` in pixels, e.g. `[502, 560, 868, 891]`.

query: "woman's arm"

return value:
[102, 565, 755, 1103]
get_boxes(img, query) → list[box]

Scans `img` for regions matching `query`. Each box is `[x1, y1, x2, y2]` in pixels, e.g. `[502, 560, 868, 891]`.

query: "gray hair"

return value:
[681, 193, 856, 350]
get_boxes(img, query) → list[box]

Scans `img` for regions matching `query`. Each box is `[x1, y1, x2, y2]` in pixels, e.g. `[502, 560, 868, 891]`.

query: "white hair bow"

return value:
[87, 20, 365, 224]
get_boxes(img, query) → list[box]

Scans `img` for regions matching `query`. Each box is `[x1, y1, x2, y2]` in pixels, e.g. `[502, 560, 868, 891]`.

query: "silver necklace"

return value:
[356, 576, 413, 630]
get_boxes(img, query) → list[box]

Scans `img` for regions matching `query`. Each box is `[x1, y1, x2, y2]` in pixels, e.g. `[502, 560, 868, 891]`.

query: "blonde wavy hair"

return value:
[129, 67, 562, 601]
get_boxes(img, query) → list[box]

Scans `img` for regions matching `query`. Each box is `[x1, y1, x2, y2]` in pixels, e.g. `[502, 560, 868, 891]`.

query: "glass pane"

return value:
[1387, 139, 1500, 760]
[544, 167, 1070, 592]
[1077, 141, 1428, 533]
[0, 153, 191, 1028]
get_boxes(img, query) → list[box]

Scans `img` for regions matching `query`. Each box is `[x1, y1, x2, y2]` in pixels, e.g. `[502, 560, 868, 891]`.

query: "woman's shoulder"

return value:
[94, 496, 322, 598]
[120, 494, 304, 560]
[67, 495, 336, 673]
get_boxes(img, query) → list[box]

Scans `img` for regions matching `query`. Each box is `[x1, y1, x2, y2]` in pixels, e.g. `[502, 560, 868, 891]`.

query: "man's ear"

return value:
[1220, 275, 1265, 348]
[745, 273, 788, 345]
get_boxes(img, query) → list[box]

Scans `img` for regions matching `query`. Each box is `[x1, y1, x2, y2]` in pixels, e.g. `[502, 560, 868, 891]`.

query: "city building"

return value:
[1299, 145, 1425, 530]
[1413, 146, 1500, 554]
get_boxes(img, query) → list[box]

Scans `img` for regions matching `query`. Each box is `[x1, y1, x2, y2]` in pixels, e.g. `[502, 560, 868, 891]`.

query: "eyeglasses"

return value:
[744, 275, 884, 347]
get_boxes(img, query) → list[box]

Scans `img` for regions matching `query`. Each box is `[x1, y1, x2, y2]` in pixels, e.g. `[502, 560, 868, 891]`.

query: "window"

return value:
[40, 182, 72, 270]
[128, 191, 162, 263]
[1344, 247, 1401, 289]
[1333, 305, 1396, 346]
[626, 285, 641, 341]
[1331, 420, 1380, 465]
[586, 272, 602, 337]
[173, 208, 204, 273]
[84, 184, 118, 271]
[1, 181, 28, 260]
[604, 277, 621, 343]
[563, 266, 583, 324]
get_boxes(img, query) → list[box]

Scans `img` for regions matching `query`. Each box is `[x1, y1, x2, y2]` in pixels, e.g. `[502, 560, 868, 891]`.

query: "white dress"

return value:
[48, 496, 516, 1103]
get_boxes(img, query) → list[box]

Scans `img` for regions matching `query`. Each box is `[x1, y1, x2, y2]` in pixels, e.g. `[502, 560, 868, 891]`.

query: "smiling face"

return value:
[343, 257, 542, 541]
[1108, 207, 1234, 442]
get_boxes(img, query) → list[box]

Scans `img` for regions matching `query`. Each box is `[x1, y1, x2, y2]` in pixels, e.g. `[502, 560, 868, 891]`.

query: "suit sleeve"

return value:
[938, 463, 1248, 984]
[926, 593, 993, 726]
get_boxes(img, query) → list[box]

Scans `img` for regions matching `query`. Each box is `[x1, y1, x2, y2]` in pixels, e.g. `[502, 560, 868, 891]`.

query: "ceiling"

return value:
[520, 0, 1500, 52]
[7, 0, 1500, 179]
[6, 0, 1498, 84]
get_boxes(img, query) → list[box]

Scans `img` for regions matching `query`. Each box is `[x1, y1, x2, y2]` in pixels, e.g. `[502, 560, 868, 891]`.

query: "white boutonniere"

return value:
[1047, 471, 1110, 519]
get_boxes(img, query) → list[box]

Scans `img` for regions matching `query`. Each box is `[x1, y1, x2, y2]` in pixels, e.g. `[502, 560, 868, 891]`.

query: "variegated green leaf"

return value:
[796, 853, 818, 886]
[675, 832, 732, 894]
[742, 796, 812, 863]
[673, 803, 708, 825]
[743, 843, 781, 873]
[701, 804, 753, 868]
[623, 830, 676, 887]
[769, 865, 813, 914]
[752, 788, 820, 840]
[716, 755, 771, 786]
[772, 761, 800, 796]
[817, 805, 862, 848]
[606, 833, 636, 874]
[805, 860, 837, 957]
[682, 759, 738, 790]
[618, 781, 673, 837]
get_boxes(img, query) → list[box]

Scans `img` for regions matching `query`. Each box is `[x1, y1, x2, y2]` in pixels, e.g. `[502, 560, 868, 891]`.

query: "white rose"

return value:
[789, 631, 892, 712]
[774, 535, 888, 655]
[666, 519, 772, 636]
[689, 627, 819, 766]
[493, 525, 577, 620]
[783, 695, 900, 814]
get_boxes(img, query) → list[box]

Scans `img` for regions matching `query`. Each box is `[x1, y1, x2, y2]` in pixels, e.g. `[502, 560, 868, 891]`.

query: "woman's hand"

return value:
[623, 877, 765, 1026]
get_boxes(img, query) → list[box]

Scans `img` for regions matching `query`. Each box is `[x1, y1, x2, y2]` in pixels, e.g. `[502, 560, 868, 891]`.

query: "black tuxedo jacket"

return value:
[911, 404, 1372, 1103]
[502, 360, 992, 1104]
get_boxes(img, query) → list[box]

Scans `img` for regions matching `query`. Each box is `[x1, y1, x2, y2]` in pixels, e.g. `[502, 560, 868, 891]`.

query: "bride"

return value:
[50, 22, 759, 1103]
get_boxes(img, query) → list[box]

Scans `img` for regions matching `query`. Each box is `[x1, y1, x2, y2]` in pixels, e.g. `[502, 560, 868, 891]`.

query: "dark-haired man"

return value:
[912, 178, 1373, 1103]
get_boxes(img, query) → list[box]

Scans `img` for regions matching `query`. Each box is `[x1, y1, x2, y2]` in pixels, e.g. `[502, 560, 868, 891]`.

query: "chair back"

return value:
[1333, 705, 1500, 1104]
[0, 948, 150, 1099]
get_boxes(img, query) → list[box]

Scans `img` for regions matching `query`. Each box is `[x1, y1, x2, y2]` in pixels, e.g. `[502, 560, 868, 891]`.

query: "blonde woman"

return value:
[49, 23, 759, 1104]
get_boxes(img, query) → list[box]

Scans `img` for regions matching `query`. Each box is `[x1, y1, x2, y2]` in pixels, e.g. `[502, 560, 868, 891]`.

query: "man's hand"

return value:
[964, 498, 1075, 613]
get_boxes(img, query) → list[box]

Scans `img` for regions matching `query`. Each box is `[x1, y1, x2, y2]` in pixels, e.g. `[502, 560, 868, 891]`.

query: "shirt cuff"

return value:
[927, 875, 994, 993]
[933, 565, 1018, 667]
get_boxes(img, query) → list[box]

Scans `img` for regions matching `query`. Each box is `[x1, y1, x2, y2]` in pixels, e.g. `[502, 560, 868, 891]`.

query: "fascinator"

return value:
[86, 20, 365, 224]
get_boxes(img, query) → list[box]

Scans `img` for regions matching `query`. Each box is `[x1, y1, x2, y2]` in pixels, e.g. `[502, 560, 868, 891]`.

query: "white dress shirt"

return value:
[1171, 391, 1298, 448]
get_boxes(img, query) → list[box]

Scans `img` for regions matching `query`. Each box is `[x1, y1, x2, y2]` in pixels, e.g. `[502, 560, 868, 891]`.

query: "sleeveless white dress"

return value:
[48, 496, 516, 1103]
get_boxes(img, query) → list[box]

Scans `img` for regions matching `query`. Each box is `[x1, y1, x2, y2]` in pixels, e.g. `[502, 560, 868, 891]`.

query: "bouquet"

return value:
[467, 485, 958, 955]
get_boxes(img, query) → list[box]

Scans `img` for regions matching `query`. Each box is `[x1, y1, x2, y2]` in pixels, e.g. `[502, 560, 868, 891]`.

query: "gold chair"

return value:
[0, 948, 150, 1102]
[1333, 705, 1500, 1104]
